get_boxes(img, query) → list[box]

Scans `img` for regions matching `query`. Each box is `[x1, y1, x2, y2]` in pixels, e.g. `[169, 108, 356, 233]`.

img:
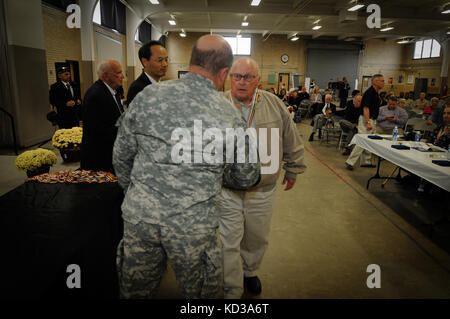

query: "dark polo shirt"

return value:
[361, 86, 381, 120]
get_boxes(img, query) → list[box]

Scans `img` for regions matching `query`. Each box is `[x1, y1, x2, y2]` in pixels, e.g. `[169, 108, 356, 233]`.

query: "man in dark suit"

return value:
[309, 94, 337, 141]
[126, 40, 168, 106]
[49, 66, 82, 128]
[81, 60, 125, 174]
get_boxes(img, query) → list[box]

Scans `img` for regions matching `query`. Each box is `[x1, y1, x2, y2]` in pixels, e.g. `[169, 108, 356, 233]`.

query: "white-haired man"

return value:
[308, 94, 337, 141]
[81, 60, 125, 173]
[220, 57, 306, 298]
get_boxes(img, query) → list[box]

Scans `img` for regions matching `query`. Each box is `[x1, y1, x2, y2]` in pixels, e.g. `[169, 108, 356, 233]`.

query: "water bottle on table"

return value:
[414, 131, 421, 148]
[392, 126, 398, 142]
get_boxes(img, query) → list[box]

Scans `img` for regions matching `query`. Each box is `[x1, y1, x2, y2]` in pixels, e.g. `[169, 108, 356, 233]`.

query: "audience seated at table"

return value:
[427, 97, 448, 127]
[427, 104, 450, 149]
[404, 92, 415, 108]
[376, 96, 408, 135]
[309, 94, 337, 141]
[423, 97, 439, 120]
[379, 92, 388, 106]
[413, 92, 429, 114]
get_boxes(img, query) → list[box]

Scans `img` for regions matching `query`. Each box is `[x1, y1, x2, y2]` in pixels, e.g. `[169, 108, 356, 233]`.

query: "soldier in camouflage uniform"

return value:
[113, 35, 261, 299]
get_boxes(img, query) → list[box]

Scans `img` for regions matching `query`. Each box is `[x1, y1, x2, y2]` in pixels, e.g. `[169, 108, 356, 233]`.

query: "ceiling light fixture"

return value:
[397, 39, 409, 44]
[348, 4, 364, 11]
[169, 20, 176, 25]
[442, 9, 450, 14]
[179, 33, 186, 37]
[236, 34, 242, 38]
[251, 0, 261, 6]
[380, 26, 394, 32]
[242, 22, 249, 26]
[149, 0, 159, 4]
[312, 25, 322, 30]
[290, 36, 299, 41]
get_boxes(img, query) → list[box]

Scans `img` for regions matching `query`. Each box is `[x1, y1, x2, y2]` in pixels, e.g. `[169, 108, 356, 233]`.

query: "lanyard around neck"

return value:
[229, 88, 259, 127]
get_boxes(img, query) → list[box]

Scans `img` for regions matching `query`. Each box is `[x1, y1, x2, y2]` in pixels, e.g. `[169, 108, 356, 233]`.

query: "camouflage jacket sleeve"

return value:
[113, 110, 138, 190]
[222, 116, 261, 190]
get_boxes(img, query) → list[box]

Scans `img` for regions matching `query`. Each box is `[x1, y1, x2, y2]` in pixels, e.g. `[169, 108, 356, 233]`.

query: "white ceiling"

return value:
[126, 0, 450, 43]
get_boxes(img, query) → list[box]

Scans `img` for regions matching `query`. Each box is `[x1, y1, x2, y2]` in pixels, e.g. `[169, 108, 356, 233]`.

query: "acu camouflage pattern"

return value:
[117, 221, 223, 298]
[113, 72, 260, 230]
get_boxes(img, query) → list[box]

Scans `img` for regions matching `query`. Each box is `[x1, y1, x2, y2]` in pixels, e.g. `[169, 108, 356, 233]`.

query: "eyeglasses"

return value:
[230, 73, 257, 82]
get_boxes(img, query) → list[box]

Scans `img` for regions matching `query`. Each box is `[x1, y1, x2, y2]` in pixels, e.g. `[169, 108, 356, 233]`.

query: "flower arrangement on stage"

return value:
[15, 148, 57, 173]
[52, 127, 83, 150]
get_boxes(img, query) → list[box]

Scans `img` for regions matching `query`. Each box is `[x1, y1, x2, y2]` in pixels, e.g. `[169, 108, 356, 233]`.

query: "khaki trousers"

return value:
[346, 116, 376, 167]
[219, 184, 277, 299]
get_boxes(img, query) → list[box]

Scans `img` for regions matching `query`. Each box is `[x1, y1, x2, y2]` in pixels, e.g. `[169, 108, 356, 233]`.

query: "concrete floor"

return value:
[1, 123, 450, 298]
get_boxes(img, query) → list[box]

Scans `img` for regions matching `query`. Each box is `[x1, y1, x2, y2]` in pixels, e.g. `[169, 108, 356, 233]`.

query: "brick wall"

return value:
[42, 4, 82, 93]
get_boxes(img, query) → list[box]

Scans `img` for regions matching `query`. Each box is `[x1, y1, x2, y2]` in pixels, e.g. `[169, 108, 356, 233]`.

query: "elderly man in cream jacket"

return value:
[220, 58, 306, 299]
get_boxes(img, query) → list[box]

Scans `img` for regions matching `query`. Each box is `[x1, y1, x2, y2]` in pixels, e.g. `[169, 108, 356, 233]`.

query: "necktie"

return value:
[66, 83, 73, 98]
[115, 92, 124, 114]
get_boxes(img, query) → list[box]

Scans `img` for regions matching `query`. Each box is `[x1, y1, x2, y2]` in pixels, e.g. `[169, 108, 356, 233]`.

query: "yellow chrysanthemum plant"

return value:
[52, 127, 83, 150]
[15, 148, 57, 172]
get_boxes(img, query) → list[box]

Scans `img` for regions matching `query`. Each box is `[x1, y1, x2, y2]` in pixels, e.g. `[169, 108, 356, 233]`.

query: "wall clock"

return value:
[281, 54, 289, 63]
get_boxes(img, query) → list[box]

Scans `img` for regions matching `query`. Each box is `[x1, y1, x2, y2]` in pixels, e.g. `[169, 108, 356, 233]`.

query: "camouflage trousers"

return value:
[116, 221, 223, 299]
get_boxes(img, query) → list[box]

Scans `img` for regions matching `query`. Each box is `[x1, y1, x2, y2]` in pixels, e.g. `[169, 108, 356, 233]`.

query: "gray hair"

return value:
[372, 74, 383, 81]
[431, 97, 439, 103]
[97, 60, 112, 77]
[325, 94, 332, 100]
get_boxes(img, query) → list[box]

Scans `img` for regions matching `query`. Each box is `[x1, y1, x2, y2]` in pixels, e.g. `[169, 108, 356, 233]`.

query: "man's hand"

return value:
[388, 116, 397, 123]
[76, 99, 81, 105]
[366, 123, 372, 131]
[66, 100, 75, 107]
[282, 177, 296, 191]
[426, 120, 433, 125]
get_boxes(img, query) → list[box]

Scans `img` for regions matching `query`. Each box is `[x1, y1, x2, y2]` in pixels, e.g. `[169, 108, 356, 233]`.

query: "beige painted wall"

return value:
[165, 32, 306, 92]
[359, 39, 443, 95]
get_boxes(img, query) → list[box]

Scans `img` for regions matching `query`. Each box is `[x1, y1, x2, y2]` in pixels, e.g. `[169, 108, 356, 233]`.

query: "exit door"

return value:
[278, 73, 290, 93]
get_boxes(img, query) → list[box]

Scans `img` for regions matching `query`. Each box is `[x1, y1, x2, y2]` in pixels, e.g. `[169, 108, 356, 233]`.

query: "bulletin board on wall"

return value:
[362, 76, 372, 92]
[268, 74, 276, 84]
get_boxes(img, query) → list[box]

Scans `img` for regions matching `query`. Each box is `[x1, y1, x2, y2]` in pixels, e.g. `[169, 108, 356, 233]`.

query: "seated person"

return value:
[404, 92, 415, 108]
[322, 88, 331, 103]
[376, 96, 408, 135]
[379, 91, 387, 106]
[298, 86, 310, 102]
[267, 88, 275, 95]
[413, 92, 429, 114]
[427, 104, 450, 149]
[398, 98, 407, 108]
[278, 88, 288, 102]
[423, 97, 438, 120]
[339, 94, 362, 155]
[288, 90, 301, 109]
[310, 85, 322, 103]
[309, 94, 337, 141]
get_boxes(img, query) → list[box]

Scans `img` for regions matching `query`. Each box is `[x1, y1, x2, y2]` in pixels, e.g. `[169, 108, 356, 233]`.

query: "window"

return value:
[135, 28, 140, 42]
[224, 36, 251, 55]
[413, 39, 441, 59]
[93, 1, 101, 25]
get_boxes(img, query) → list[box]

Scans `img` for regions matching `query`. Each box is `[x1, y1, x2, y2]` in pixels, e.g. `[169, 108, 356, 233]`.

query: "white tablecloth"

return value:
[350, 134, 450, 192]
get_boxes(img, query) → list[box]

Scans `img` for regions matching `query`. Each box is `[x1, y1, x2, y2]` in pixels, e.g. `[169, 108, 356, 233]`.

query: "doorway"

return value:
[278, 73, 290, 93]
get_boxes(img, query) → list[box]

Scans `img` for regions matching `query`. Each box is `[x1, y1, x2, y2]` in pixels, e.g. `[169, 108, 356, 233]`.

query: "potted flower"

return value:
[15, 148, 57, 178]
[52, 127, 83, 162]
